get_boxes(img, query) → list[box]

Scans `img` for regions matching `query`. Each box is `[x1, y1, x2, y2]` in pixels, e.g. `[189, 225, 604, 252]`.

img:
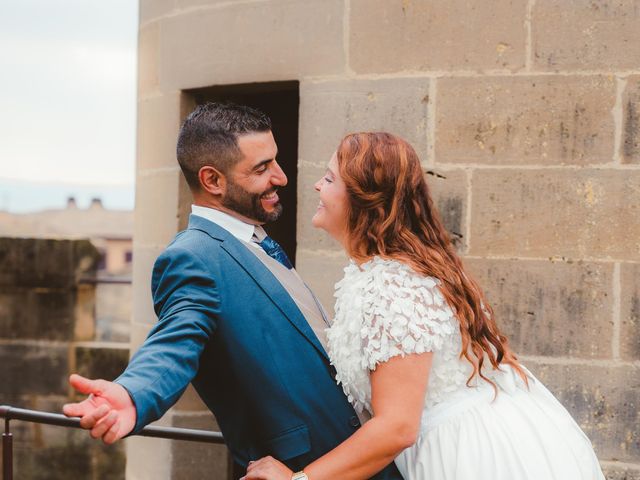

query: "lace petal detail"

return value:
[327, 257, 475, 415]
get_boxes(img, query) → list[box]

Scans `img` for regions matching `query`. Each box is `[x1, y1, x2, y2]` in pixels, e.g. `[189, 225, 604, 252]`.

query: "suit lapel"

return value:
[188, 215, 329, 361]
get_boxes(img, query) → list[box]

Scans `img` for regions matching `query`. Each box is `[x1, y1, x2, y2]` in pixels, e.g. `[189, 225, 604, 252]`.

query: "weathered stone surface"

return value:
[13, 427, 125, 480]
[139, 0, 176, 24]
[350, 0, 527, 73]
[0, 238, 98, 289]
[469, 169, 640, 260]
[95, 282, 131, 342]
[74, 345, 129, 382]
[603, 464, 640, 480]
[138, 23, 160, 95]
[296, 249, 349, 316]
[131, 244, 165, 329]
[137, 92, 183, 171]
[525, 360, 640, 463]
[436, 76, 616, 165]
[533, 0, 640, 71]
[623, 76, 640, 164]
[465, 258, 614, 358]
[621, 263, 640, 361]
[425, 169, 468, 252]
[158, 0, 345, 90]
[299, 78, 431, 167]
[0, 344, 68, 396]
[0, 290, 76, 341]
[171, 412, 229, 479]
[134, 169, 182, 246]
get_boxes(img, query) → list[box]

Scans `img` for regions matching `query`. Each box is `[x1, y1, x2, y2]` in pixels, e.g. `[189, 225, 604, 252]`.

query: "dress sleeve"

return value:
[361, 263, 457, 370]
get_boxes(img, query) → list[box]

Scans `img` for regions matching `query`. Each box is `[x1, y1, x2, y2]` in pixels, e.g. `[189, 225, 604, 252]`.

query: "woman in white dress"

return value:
[243, 132, 605, 480]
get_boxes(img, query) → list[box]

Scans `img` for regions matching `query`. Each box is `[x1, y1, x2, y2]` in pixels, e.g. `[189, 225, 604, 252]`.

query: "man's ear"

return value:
[198, 165, 227, 196]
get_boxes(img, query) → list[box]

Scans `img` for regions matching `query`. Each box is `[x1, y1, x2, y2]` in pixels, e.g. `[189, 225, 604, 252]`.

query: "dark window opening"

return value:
[187, 81, 300, 265]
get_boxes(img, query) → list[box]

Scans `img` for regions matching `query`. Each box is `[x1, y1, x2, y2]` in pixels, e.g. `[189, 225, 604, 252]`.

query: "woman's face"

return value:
[312, 153, 349, 244]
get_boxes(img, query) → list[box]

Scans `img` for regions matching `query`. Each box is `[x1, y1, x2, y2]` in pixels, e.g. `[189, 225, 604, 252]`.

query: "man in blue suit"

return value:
[63, 103, 402, 480]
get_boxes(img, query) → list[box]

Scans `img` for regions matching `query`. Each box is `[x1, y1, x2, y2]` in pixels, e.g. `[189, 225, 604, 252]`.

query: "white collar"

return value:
[191, 205, 257, 243]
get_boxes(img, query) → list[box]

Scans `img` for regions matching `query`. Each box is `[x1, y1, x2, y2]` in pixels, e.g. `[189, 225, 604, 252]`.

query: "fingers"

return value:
[62, 400, 89, 418]
[102, 417, 122, 445]
[90, 409, 118, 440]
[69, 374, 104, 396]
[79, 404, 110, 429]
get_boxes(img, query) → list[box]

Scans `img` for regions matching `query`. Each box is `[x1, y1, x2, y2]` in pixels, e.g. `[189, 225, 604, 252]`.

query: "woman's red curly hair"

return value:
[336, 131, 528, 389]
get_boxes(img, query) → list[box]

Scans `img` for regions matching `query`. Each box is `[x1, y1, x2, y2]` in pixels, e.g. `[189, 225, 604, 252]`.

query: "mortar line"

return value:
[139, 0, 270, 28]
[612, 262, 622, 360]
[462, 254, 639, 265]
[520, 354, 640, 368]
[430, 163, 640, 170]
[302, 69, 640, 83]
[613, 76, 628, 165]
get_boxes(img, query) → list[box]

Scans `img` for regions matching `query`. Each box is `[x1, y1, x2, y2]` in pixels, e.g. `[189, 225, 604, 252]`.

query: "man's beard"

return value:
[222, 179, 283, 223]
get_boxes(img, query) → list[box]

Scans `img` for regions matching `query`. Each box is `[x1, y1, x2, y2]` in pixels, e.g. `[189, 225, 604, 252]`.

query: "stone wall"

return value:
[0, 238, 129, 479]
[136, 1, 640, 478]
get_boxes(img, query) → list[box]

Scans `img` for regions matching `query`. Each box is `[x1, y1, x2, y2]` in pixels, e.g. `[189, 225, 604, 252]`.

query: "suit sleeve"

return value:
[115, 245, 220, 432]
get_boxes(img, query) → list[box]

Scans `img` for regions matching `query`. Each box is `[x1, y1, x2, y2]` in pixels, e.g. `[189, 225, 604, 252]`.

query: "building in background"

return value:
[0, 196, 133, 277]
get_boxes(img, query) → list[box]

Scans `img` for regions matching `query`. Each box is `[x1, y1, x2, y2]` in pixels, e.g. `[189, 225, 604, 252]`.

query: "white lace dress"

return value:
[326, 257, 605, 480]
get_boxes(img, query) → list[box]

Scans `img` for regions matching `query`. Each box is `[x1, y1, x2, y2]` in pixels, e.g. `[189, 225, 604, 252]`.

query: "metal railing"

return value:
[0, 405, 224, 480]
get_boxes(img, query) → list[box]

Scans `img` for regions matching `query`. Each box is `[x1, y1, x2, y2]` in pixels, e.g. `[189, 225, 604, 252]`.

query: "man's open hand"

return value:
[63, 374, 136, 444]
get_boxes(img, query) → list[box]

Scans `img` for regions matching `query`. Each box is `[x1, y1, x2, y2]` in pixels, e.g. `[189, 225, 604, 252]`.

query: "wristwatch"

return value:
[291, 471, 308, 480]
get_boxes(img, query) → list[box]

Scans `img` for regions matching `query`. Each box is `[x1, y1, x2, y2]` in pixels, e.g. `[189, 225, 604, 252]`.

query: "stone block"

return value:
[296, 249, 349, 316]
[0, 344, 68, 396]
[74, 345, 130, 383]
[138, 23, 160, 95]
[13, 427, 125, 480]
[425, 169, 468, 252]
[465, 258, 614, 358]
[132, 244, 165, 329]
[299, 78, 431, 169]
[158, 0, 345, 90]
[436, 76, 616, 165]
[532, 0, 640, 71]
[469, 169, 640, 260]
[525, 360, 640, 463]
[0, 238, 98, 289]
[171, 412, 229, 479]
[95, 282, 131, 342]
[139, 0, 176, 24]
[126, 433, 172, 479]
[621, 263, 640, 361]
[134, 169, 182, 246]
[603, 464, 640, 480]
[623, 76, 640, 164]
[349, 0, 527, 73]
[74, 284, 96, 342]
[137, 92, 183, 171]
[0, 289, 76, 341]
[174, 383, 209, 412]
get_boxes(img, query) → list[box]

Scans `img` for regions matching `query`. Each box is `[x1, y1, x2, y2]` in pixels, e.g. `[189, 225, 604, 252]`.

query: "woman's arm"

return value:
[243, 352, 433, 480]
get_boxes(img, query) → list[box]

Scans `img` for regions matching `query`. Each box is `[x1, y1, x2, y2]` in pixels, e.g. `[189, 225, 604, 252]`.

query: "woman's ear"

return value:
[198, 165, 226, 196]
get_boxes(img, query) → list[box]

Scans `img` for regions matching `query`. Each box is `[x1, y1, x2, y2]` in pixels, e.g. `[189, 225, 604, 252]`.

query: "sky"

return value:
[0, 0, 138, 213]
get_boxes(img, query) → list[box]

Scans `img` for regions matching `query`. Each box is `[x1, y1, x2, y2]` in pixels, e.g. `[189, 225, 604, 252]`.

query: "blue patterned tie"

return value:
[258, 235, 293, 269]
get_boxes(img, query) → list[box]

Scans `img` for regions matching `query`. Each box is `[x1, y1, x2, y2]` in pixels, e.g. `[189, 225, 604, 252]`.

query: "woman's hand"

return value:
[240, 456, 294, 480]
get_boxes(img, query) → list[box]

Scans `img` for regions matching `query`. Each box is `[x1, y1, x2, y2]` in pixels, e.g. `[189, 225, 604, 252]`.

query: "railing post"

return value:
[2, 416, 12, 480]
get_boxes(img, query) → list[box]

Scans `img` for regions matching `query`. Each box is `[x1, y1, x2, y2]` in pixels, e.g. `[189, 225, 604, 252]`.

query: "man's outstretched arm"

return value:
[64, 245, 219, 443]
[63, 373, 137, 444]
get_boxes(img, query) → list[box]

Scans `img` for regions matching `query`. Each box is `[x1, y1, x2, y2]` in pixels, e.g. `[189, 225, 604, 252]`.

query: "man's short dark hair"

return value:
[176, 102, 272, 190]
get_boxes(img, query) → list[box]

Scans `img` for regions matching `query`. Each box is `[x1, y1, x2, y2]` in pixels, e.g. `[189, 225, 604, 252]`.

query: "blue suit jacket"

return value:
[116, 215, 402, 478]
